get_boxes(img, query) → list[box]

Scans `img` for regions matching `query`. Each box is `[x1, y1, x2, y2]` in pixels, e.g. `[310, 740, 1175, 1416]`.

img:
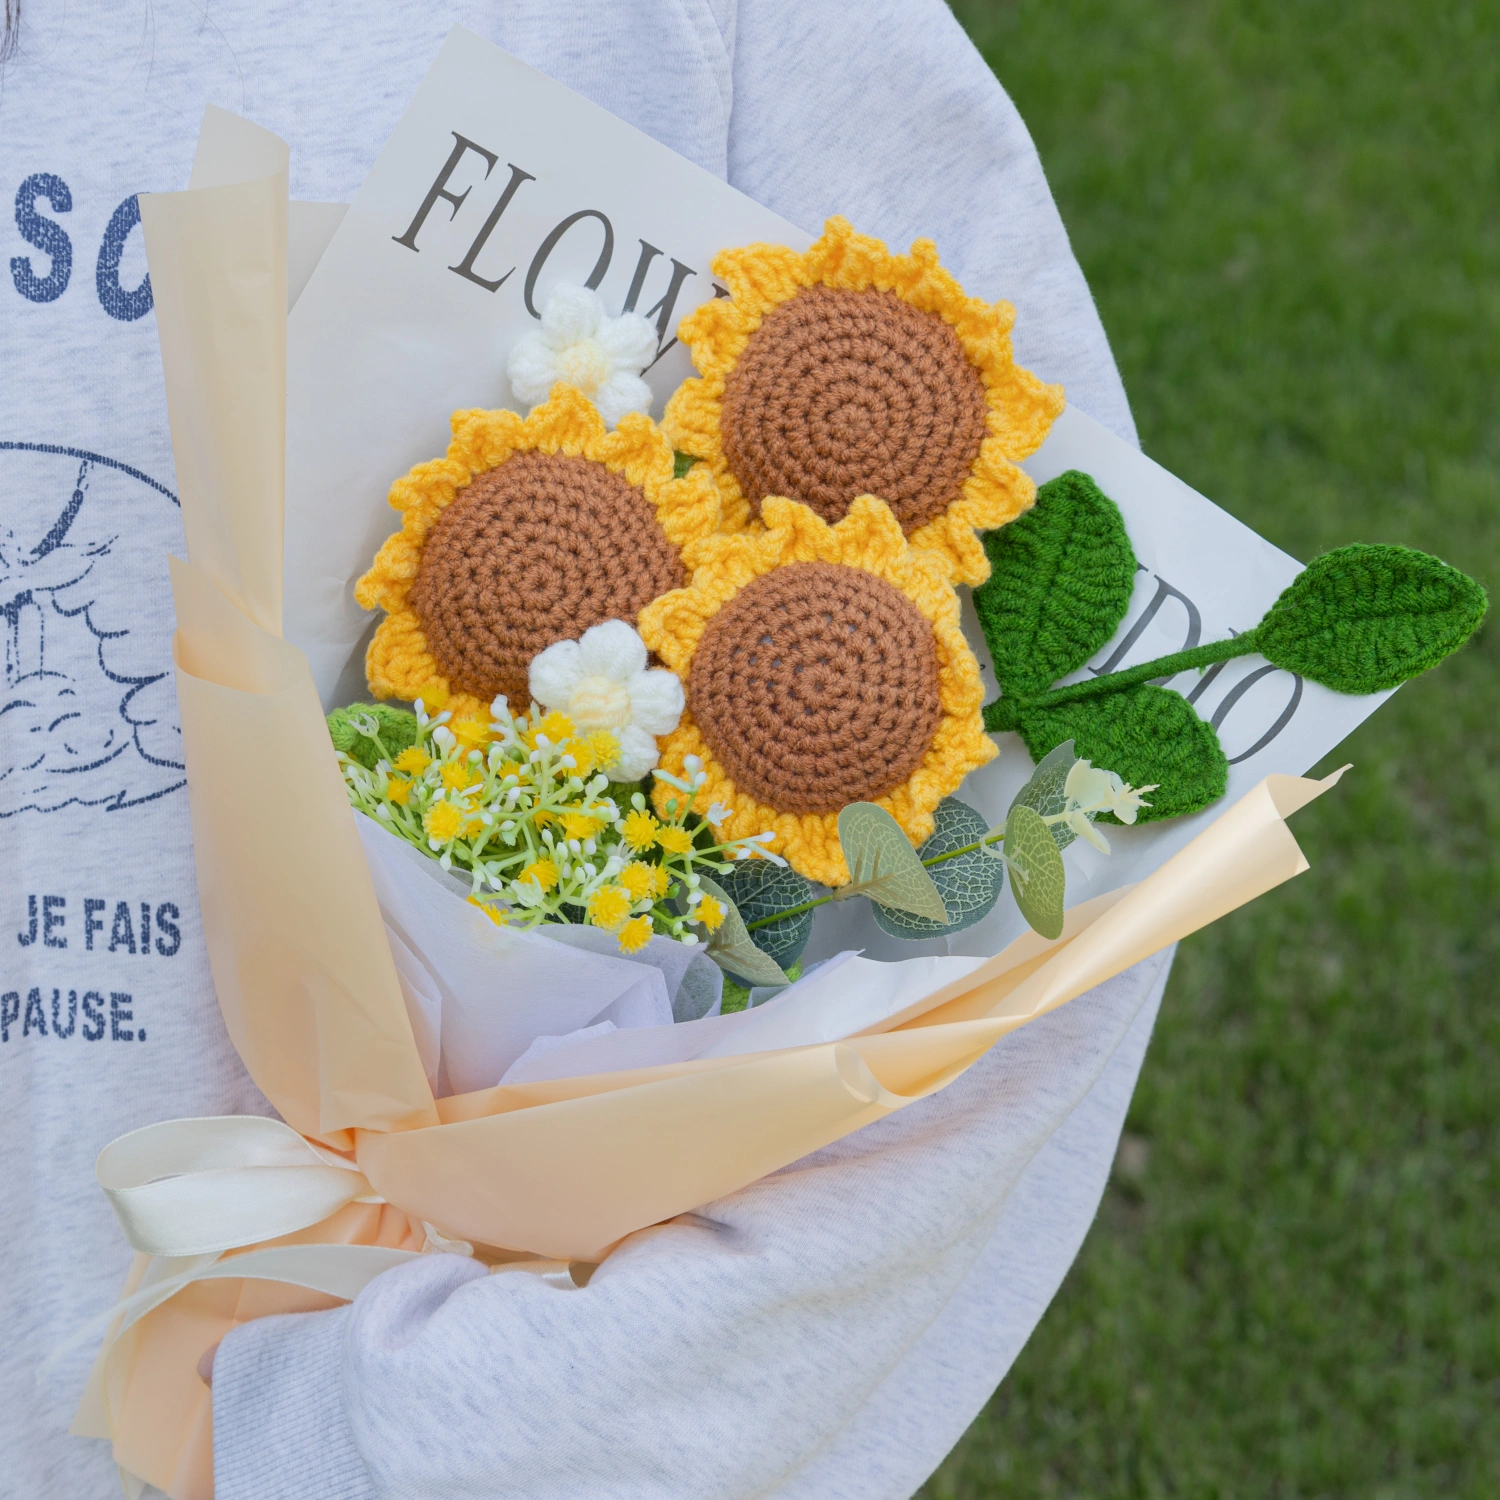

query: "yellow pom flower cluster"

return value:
[333, 700, 781, 957]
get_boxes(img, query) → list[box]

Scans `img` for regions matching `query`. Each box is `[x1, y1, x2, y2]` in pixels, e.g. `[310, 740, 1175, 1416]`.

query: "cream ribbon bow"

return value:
[59, 1115, 424, 1478]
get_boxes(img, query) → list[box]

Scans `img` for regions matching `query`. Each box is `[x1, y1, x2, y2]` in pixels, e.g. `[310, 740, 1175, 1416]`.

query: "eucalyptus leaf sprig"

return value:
[711, 742, 1153, 982]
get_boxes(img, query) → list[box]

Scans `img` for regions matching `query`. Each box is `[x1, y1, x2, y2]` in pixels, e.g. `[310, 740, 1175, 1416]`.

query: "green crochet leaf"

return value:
[836, 803, 949, 924]
[699, 875, 791, 988]
[1003, 805, 1067, 940]
[1251, 544, 1488, 694]
[672, 450, 698, 479]
[327, 703, 421, 770]
[1014, 685, 1228, 824]
[973, 470, 1138, 696]
[872, 798, 1004, 939]
[716, 858, 815, 970]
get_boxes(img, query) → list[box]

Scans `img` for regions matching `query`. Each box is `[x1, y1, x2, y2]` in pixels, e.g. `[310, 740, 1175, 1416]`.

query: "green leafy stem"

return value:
[983, 633, 1256, 732]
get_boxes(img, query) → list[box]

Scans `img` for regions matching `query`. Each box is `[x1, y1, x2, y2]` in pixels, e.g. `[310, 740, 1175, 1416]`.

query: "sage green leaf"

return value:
[836, 803, 950, 924]
[1003, 804, 1066, 940]
[1252, 544, 1488, 695]
[715, 859, 815, 969]
[873, 798, 1004, 938]
[327, 703, 421, 770]
[973, 470, 1138, 696]
[1009, 738, 1080, 850]
[1015, 686, 1228, 823]
[698, 875, 791, 988]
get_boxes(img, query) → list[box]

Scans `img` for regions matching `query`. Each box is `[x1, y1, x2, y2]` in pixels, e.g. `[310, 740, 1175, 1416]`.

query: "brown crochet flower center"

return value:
[719, 286, 989, 533]
[409, 451, 684, 706]
[688, 561, 943, 815]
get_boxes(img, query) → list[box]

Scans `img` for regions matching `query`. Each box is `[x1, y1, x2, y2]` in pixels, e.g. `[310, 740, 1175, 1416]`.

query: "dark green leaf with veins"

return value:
[873, 798, 1004, 938]
[1252, 544, 1488, 694]
[715, 859, 815, 969]
[1015, 688, 1226, 823]
[698, 875, 791, 988]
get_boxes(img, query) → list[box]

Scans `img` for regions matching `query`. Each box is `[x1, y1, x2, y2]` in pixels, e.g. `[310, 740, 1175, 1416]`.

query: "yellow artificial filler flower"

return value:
[664, 216, 1064, 586]
[621, 810, 660, 852]
[357, 384, 722, 723]
[639, 495, 996, 886]
[617, 915, 654, 954]
[654, 826, 694, 856]
[587, 886, 632, 932]
[618, 862, 657, 901]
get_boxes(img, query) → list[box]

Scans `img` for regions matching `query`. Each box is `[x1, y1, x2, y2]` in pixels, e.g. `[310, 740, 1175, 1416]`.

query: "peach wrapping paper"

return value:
[81, 107, 1339, 1498]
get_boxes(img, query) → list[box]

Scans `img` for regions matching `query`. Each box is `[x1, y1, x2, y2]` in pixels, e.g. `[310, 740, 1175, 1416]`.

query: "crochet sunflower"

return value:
[663, 216, 1065, 586]
[357, 384, 720, 720]
[638, 495, 997, 886]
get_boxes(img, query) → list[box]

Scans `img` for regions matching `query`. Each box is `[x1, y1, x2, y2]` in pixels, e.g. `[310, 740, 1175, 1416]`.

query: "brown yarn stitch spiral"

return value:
[719, 286, 989, 532]
[688, 561, 942, 814]
[409, 451, 684, 706]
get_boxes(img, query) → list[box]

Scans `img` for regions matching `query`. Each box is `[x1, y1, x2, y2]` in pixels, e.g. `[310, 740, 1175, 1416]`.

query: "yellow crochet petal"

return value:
[356, 384, 719, 708]
[644, 493, 996, 884]
[663, 217, 1064, 583]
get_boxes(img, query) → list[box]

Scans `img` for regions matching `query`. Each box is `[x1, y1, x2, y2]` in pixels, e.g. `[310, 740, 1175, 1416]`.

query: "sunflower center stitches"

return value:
[408, 450, 684, 707]
[687, 561, 943, 815]
[719, 286, 990, 532]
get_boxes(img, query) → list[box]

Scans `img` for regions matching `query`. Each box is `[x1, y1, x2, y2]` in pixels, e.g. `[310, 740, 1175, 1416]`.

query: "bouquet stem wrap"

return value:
[75, 108, 1341, 1499]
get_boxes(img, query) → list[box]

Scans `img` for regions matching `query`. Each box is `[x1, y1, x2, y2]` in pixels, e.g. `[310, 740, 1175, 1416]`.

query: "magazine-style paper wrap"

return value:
[70, 102, 1357, 1500]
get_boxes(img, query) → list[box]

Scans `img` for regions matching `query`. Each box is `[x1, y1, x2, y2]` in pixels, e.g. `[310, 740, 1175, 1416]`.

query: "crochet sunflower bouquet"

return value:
[75, 86, 1483, 1500]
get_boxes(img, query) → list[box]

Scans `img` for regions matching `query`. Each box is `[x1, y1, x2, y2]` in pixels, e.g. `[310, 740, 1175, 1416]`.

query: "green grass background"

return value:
[922, 2, 1499, 1495]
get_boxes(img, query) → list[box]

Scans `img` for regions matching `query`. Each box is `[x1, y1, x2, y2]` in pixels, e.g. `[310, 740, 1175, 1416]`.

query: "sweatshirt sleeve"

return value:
[722, 0, 1138, 446]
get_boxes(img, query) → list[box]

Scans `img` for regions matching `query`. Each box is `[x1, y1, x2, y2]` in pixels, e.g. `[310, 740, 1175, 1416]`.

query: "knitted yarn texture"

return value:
[688, 561, 942, 814]
[408, 451, 684, 708]
[664, 215, 1064, 587]
[357, 385, 720, 723]
[975, 470, 1487, 823]
[639, 494, 996, 886]
[720, 286, 989, 535]
[971, 469, 1136, 697]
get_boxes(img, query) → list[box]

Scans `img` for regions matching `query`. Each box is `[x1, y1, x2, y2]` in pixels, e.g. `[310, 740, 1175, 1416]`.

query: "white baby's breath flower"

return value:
[1104, 776, 1157, 825]
[1066, 806, 1113, 854]
[1063, 758, 1114, 812]
[528, 619, 684, 782]
[1061, 757, 1157, 848]
[506, 284, 656, 426]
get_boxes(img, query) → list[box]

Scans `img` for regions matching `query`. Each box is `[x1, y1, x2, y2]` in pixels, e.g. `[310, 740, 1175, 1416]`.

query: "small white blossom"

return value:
[506, 284, 656, 426]
[1066, 806, 1113, 854]
[528, 619, 684, 782]
[1060, 758, 1158, 853]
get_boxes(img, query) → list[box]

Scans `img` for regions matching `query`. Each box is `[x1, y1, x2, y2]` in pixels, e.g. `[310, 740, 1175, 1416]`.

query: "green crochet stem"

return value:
[983, 633, 1261, 733]
[742, 830, 1006, 932]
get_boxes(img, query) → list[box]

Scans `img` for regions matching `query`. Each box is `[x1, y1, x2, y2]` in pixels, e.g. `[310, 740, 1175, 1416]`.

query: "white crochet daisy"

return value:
[506, 284, 657, 427]
[528, 620, 684, 781]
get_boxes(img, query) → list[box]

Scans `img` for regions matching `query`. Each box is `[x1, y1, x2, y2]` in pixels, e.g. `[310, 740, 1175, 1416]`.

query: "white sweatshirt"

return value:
[0, 2, 1152, 1497]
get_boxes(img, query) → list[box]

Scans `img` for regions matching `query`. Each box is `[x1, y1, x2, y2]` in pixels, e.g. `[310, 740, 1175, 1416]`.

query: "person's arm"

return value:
[213, 952, 1170, 1500]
